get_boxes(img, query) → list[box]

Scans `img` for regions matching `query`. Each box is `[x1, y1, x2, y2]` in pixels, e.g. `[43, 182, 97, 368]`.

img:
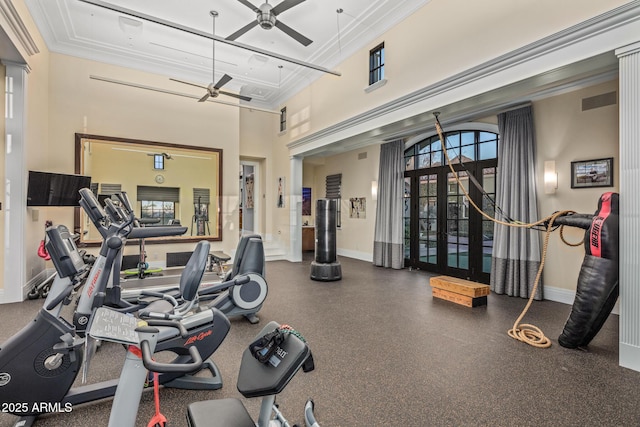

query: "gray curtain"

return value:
[490, 105, 543, 299]
[373, 140, 404, 269]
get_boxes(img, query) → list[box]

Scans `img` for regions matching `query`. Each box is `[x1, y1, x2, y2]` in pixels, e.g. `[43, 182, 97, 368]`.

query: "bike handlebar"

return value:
[198, 274, 252, 296]
[140, 339, 203, 373]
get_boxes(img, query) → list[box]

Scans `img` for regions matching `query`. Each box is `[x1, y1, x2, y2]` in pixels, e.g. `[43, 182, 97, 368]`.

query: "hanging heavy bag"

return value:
[553, 192, 619, 349]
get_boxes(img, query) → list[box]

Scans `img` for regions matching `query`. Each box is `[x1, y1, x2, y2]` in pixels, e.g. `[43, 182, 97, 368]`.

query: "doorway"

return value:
[240, 160, 260, 235]
[403, 130, 498, 283]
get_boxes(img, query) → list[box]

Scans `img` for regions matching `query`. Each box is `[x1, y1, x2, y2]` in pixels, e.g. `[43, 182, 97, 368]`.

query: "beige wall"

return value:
[269, 0, 625, 296]
[275, 0, 629, 147]
[535, 79, 619, 292]
[311, 145, 382, 260]
[45, 53, 241, 261]
[296, 79, 618, 294]
[1, 0, 628, 295]
[239, 108, 278, 239]
[5, 0, 52, 287]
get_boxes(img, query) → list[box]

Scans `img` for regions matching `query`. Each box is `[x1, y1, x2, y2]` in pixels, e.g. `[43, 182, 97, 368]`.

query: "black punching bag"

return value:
[554, 192, 619, 349]
[310, 199, 342, 281]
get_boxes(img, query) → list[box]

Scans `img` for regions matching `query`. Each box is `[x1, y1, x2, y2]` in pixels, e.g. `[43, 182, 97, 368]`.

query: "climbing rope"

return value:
[506, 211, 568, 348]
[434, 117, 581, 348]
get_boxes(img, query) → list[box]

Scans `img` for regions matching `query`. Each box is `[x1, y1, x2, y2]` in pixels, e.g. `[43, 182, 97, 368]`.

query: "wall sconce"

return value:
[371, 180, 378, 201]
[544, 160, 558, 194]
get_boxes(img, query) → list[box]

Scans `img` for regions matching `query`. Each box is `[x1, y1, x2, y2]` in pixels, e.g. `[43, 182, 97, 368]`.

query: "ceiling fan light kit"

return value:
[257, 4, 277, 29]
[229, 0, 313, 47]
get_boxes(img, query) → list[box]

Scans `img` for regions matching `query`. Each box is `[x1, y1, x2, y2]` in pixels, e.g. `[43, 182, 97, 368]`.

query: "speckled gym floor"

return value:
[1, 255, 638, 427]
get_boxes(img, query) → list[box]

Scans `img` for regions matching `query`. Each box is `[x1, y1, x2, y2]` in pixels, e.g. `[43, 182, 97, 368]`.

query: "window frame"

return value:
[153, 154, 164, 170]
[280, 107, 287, 132]
[369, 42, 385, 86]
[140, 200, 176, 226]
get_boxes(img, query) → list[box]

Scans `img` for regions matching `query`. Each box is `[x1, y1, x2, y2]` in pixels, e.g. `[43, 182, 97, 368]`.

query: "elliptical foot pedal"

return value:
[163, 358, 223, 390]
[244, 313, 260, 324]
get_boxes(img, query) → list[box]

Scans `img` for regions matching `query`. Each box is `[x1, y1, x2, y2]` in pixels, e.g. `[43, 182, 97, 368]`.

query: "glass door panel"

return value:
[419, 174, 438, 265]
[403, 177, 411, 260]
[481, 167, 496, 274]
[446, 171, 469, 271]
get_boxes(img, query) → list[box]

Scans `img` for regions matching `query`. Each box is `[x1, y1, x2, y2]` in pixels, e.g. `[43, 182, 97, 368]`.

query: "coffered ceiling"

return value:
[25, 0, 430, 109]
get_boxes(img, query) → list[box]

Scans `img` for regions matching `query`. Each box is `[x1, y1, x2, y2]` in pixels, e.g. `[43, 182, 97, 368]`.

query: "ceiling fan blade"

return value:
[220, 90, 252, 102]
[272, 0, 305, 16]
[226, 20, 259, 41]
[198, 93, 210, 102]
[237, 0, 260, 13]
[214, 74, 233, 89]
[274, 20, 313, 46]
[170, 78, 208, 90]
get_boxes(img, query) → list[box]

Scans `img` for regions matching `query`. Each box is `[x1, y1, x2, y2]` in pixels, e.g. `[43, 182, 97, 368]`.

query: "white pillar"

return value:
[2, 61, 29, 303]
[289, 156, 303, 262]
[616, 41, 640, 372]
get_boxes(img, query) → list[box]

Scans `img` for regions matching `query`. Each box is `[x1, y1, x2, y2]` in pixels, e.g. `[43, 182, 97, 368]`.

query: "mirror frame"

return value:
[75, 133, 223, 246]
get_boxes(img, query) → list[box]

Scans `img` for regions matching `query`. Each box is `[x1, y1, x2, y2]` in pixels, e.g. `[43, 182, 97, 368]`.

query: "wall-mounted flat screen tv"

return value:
[27, 171, 92, 207]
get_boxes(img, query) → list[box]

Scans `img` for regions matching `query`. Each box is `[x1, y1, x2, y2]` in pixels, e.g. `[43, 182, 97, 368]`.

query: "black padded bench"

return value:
[208, 251, 231, 273]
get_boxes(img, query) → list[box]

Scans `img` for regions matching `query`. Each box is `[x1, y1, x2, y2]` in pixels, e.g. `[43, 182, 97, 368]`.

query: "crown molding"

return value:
[287, 1, 640, 157]
[0, 0, 39, 59]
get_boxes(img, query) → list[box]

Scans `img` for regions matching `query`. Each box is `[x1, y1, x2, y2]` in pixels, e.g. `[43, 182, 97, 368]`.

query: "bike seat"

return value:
[139, 241, 209, 317]
[187, 398, 254, 427]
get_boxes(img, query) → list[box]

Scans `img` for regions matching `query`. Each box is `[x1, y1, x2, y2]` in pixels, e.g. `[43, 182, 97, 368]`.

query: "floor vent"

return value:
[166, 251, 193, 267]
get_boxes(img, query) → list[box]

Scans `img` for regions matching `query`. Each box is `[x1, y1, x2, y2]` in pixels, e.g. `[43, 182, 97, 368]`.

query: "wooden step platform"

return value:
[430, 275, 490, 307]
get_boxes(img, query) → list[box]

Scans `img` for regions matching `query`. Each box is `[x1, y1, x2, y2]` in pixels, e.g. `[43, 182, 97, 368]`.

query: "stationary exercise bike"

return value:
[0, 222, 230, 426]
[87, 305, 320, 427]
[186, 321, 320, 427]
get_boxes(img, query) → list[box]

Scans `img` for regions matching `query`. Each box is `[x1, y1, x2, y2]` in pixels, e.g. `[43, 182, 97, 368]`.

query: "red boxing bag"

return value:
[553, 192, 619, 348]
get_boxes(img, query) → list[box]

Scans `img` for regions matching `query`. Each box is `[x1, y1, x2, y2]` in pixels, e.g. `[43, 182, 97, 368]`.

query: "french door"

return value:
[404, 161, 496, 283]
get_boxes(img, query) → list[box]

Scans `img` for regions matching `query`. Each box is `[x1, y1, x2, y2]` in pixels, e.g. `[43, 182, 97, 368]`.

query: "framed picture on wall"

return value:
[277, 176, 285, 208]
[571, 157, 614, 189]
[349, 197, 366, 219]
[302, 187, 311, 215]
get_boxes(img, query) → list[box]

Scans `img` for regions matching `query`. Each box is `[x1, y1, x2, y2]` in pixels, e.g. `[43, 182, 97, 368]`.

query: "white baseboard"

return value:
[336, 248, 373, 263]
[620, 343, 640, 371]
[22, 268, 56, 300]
[544, 285, 619, 315]
[543, 286, 576, 306]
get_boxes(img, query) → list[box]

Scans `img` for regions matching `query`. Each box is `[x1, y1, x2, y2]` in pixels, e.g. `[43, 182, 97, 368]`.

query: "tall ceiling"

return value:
[25, 0, 430, 109]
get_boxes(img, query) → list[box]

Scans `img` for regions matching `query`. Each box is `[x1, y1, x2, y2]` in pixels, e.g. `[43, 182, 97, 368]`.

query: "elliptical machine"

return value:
[81, 188, 268, 324]
[0, 221, 230, 426]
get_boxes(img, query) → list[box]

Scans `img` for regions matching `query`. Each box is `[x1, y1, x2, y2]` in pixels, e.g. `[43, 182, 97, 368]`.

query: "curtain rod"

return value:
[498, 102, 532, 114]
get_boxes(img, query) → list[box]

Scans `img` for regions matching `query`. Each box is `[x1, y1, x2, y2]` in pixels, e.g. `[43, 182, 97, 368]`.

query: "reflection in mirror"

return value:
[75, 134, 222, 245]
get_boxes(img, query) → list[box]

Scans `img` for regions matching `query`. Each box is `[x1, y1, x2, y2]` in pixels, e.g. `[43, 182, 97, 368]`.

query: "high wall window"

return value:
[280, 107, 287, 132]
[369, 42, 385, 85]
[153, 154, 164, 170]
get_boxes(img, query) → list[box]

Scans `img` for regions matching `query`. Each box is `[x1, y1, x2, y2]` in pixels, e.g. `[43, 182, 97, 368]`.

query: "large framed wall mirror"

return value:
[75, 133, 223, 245]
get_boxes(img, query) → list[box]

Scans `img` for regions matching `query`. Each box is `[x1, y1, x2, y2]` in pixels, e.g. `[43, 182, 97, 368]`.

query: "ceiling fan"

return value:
[227, 0, 313, 47]
[171, 11, 252, 103]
